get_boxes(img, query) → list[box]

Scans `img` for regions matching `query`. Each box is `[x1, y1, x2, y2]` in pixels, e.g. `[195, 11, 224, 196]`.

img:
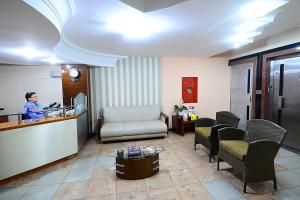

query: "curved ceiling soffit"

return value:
[23, 0, 126, 67]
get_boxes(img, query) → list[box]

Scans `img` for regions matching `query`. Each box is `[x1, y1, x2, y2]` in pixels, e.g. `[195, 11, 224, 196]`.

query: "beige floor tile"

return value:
[169, 169, 199, 186]
[160, 158, 187, 171]
[191, 166, 223, 182]
[53, 181, 89, 200]
[117, 191, 148, 200]
[84, 194, 116, 200]
[182, 156, 210, 169]
[147, 187, 181, 200]
[99, 148, 116, 156]
[85, 178, 116, 198]
[159, 150, 178, 160]
[245, 194, 279, 200]
[176, 183, 213, 200]
[176, 150, 198, 158]
[91, 167, 115, 180]
[116, 179, 146, 193]
[145, 173, 173, 189]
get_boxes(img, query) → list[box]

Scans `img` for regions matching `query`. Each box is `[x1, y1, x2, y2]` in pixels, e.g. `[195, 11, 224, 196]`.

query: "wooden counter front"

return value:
[0, 115, 77, 132]
[0, 111, 89, 182]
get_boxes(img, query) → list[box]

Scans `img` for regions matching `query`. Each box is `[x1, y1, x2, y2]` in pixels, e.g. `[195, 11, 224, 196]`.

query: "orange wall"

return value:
[162, 57, 230, 124]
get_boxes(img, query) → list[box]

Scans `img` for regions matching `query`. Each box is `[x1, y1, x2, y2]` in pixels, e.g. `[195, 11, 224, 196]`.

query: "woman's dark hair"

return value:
[25, 92, 36, 101]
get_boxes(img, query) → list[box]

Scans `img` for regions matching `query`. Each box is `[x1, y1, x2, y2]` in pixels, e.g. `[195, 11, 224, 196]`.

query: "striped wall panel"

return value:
[90, 57, 162, 132]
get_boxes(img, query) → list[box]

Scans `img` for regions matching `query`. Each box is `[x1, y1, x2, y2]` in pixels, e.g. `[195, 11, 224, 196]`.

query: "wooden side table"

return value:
[172, 115, 195, 136]
[116, 153, 159, 180]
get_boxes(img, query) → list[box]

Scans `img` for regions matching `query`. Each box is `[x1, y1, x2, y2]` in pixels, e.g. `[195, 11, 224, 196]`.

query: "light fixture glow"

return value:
[296, 46, 300, 50]
[229, 31, 261, 43]
[7, 47, 46, 59]
[42, 56, 62, 65]
[240, 0, 288, 19]
[233, 39, 254, 48]
[106, 12, 169, 39]
[237, 17, 274, 32]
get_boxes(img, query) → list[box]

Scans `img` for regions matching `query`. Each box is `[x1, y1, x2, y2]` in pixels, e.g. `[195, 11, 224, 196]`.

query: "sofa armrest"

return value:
[97, 116, 104, 141]
[218, 127, 246, 140]
[160, 112, 169, 130]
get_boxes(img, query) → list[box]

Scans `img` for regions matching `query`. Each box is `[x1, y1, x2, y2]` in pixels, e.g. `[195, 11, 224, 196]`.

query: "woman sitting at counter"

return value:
[24, 92, 44, 119]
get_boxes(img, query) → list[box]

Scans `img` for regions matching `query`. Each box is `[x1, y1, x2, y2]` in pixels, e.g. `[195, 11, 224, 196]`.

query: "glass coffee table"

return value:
[111, 146, 165, 180]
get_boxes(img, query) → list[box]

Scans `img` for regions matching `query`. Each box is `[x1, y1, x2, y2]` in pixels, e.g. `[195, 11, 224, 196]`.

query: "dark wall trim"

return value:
[228, 42, 300, 64]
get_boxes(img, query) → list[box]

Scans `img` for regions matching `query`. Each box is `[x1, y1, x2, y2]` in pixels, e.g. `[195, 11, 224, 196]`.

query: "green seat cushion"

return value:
[195, 127, 212, 139]
[220, 140, 249, 161]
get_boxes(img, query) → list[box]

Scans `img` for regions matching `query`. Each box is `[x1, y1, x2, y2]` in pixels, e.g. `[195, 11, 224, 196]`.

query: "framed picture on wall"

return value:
[182, 77, 198, 103]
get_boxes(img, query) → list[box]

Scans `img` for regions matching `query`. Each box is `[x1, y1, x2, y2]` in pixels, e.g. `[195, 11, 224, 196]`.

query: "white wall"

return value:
[230, 27, 300, 59]
[0, 65, 63, 114]
[162, 57, 230, 124]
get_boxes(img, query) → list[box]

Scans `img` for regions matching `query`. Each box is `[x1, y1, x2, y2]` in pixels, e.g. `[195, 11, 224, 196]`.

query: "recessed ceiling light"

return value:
[7, 47, 46, 59]
[240, 0, 288, 19]
[106, 12, 169, 39]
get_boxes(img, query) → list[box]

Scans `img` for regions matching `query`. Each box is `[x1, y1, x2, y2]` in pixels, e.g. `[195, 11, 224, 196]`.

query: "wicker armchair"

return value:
[217, 119, 287, 193]
[194, 111, 240, 162]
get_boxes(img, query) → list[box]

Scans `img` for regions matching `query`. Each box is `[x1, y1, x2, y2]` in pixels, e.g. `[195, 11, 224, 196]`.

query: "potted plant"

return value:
[174, 100, 188, 115]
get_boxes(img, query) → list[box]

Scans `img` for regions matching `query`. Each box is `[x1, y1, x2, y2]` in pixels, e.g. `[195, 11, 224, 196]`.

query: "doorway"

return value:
[230, 63, 253, 129]
[269, 56, 300, 151]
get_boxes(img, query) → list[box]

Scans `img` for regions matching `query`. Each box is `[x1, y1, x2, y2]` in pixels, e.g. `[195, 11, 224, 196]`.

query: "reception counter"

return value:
[0, 112, 88, 181]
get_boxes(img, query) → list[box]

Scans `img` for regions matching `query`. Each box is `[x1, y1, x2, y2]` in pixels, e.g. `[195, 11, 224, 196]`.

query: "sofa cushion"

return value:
[195, 127, 212, 139]
[103, 106, 160, 123]
[100, 122, 125, 138]
[101, 120, 167, 138]
[123, 121, 146, 135]
[144, 120, 167, 133]
[219, 140, 249, 161]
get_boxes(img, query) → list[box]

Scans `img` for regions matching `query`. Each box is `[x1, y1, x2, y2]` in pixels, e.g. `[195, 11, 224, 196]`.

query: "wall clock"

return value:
[69, 67, 80, 83]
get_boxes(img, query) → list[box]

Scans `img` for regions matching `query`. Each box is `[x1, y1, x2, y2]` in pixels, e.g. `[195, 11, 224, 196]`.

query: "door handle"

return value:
[278, 96, 285, 109]
[0, 108, 4, 111]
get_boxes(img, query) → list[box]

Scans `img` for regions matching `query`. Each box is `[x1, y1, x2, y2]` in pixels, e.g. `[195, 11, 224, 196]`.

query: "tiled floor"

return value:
[1, 131, 300, 200]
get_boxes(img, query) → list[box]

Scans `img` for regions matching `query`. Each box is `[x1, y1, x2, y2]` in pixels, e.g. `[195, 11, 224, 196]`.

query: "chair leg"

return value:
[274, 179, 277, 190]
[217, 157, 220, 170]
[243, 181, 247, 193]
[194, 141, 197, 150]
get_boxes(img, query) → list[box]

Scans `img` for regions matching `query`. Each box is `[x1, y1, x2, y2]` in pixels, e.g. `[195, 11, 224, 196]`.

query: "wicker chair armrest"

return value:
[160, 112, 169, 129]
[245, 139, 280, 162]
[218, 127, 246, 140]
[195, 117, 216, 127]
[210, 124, 233, 142]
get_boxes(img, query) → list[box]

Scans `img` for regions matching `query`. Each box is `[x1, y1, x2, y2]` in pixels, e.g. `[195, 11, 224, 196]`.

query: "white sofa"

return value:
[99, 106, 168, 142]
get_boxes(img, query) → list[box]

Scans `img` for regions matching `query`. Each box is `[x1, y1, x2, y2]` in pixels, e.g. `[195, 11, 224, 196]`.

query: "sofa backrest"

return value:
[103, 106, 160, 123]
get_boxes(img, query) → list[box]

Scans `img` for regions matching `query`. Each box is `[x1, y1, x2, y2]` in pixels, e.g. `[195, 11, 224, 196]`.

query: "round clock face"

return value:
[69, 68, 79, 78]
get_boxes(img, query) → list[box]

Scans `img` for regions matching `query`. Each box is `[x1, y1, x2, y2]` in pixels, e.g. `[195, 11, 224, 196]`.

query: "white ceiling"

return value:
[0, 0, 300, 66]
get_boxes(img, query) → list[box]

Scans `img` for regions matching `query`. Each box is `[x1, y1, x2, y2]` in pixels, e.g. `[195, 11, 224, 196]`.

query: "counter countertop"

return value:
[0, 115, 78, 132]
